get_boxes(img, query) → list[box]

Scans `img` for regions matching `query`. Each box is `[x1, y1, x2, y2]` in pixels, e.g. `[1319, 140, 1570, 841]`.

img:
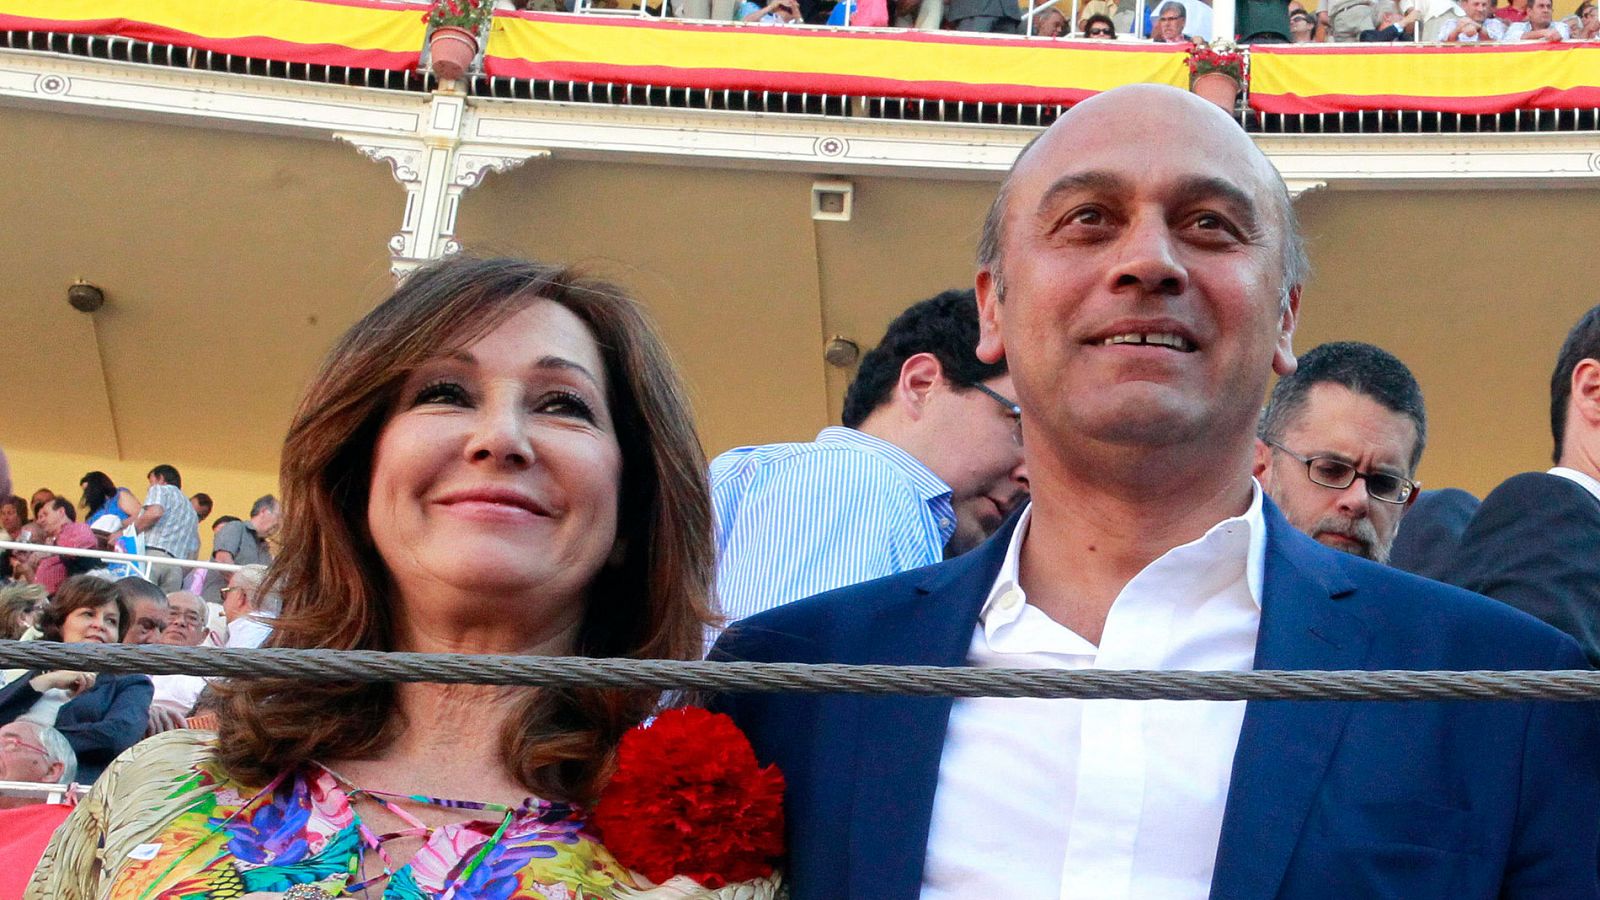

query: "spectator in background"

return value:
[201, 495, 279, 605]
[891, 0, 944, 29]
[148, 591, 208, 723]
[1359, 1, 1417, 38]
[1505, 0, 1567, 37]
[1443, 0, 1506, 39]
[189, 493, 213, 524]
[134, 464, 199, 593]
[1152, 0, 1188, 37]
[1083, 12, 1118, 33]
[947, 0, 1023, 34]
[1495, 0, 1527, 21]
[4, 523, 42, 585]
[711, 289, 1029, 624]
[0, 584, 47, 640]
[1329, 0, 1380, 37]
[1575, 0, 1598, 38]
[221, 565, 276, 649]
[672, 0, 738, 19]
[0, 496, 25, 542]
[741, 0, 803, 23]
[0, 723, 76, 899]
[1447, 304, 1600, 663]
[33, 498, 75, 543]
[77, 472, 137, 527]
[1290, 7, 1318, 37]
[1414, 0, 1466, 37]
[28, 490, 54, 521]
[210, 514, 240, 534]
[115, 578, 167, 646]
[32, 523, 108, 595]
[1237, 0, 1292, 41]
[0, 576, 152, 782]
[1035, 6, 1069, 34]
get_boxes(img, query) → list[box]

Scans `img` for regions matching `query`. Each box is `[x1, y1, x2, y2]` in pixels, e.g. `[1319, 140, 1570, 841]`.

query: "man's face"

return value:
[30, 490, 53, 514]
[1255, 383, 1418, 563]
[1530, 0, 1553, 26]
[160, 594, 208, 647]
[977, 86, 1297, 468]
[1156, 8, 1186, 39]
[252, 506, 281, 538]
[923, 374, 1030, 556]
[1, 501, 22, 535]
[0, 723, 59, 786]
[1467, 0, 1489, 22]
[1038, 9, 1067, 35]
[36, 503, 66, 538]
[1290, 12, 1314, 38]
[123, 598, 167, 645]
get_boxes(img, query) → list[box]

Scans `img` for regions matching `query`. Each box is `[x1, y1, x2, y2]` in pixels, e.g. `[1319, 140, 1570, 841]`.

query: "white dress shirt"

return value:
[921, 483, 1267, 900]
[1550, 466, 1600, 504]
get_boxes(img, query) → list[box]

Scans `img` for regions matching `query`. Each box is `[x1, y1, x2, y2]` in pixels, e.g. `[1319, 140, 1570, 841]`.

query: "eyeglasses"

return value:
[971, 383, 1024, 447]
[1087, 26, 1113, 34]
[1266, 441, 1418, 505]
[0, 734, 49, 756]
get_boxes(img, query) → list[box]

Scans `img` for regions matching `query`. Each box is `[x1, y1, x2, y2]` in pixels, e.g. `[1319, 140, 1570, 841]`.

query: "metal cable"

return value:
[2, 641, 1597, 701]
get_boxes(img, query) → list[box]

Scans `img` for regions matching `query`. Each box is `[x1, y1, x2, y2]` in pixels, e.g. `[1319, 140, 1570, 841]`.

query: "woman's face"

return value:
[61, 601, 120, 644]
[368, 299, 625, 621]
[0, 504, 20, 534]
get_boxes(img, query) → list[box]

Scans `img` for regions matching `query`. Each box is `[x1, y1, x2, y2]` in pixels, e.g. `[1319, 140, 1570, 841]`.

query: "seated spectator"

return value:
[1504, 0, 1567, 37]
[77, 472, 137, 528]
[1575, 0, 1599, 37]
[1083, 11, 1118, 34]
[0, 723, 76, 899]
[1035, 5, 1068, 33]
[946, 0, 1023, 34]
[1150, 0, 1210, 39]
[1254, 342, 1425, 564]
[188, 492, 212, 524]
[1290, 7, 1318, 37]
[201, 495, 278, 606]
[33, 522, 109, 596]
[1443, 0, 1506, 39]
[0, 576, 152, 783]
[1359, 1, 1417, 38]
[115, 577, 167, 646]
[148, 591, 208, 721]
[33, 497, 75, 545]
[0, 584, 47, 640]
[0, 496, 24, 543]
[221, 564, 276, 649]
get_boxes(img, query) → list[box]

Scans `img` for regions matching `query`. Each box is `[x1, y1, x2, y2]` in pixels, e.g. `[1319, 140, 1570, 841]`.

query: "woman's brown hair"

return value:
[214, 257, 715, 804]
[38, 575, 128, 642]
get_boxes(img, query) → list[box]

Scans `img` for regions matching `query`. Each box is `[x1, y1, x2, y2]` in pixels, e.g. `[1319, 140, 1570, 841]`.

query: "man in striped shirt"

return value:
[710, 289, 1030, 624]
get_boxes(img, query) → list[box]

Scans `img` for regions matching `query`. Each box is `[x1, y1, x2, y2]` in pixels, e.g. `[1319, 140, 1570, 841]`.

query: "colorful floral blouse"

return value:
[25, 730, 643, 900]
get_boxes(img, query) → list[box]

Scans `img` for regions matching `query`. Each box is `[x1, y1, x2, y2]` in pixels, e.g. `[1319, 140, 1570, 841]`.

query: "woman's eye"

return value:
[536, 391, 596, 421]
[413, 381, 472, 407]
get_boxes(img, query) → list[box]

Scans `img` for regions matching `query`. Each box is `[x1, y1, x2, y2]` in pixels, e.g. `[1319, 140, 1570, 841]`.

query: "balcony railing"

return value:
[7, 0, 1600, 134]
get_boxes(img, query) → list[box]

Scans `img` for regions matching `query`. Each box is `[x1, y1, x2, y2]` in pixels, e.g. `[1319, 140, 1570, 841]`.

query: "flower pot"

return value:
[429, 25, 479, 83]
[1191, 70, 1241, 111]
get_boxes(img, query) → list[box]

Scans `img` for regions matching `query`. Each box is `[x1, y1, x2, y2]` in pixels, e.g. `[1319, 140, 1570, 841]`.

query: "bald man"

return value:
[714, 84, 1600, 900]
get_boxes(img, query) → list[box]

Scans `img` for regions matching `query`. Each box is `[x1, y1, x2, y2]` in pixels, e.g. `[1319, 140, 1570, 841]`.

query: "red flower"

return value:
[592, 707, 785, 889]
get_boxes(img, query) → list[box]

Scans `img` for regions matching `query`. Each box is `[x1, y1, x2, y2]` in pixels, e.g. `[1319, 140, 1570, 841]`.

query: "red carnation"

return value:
[592, 707, 785, 889]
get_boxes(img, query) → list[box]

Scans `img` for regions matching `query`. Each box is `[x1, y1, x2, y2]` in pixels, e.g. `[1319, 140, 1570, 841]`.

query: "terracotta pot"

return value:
[1191, 70, 1241, 111]
[429, 25, 479, 83]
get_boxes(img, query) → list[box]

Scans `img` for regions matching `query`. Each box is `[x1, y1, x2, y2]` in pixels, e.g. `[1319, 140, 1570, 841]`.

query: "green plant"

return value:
[422, 0, 494, 31]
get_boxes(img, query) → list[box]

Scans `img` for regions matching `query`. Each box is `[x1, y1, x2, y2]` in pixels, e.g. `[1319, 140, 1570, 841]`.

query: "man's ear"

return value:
[1573, 358, 1600, 427]
[45, 761, 63, 784]
[1272, 286, 1301, 377]
[975, 268, 1006, 365]
[1251, 438, 1273, 481]
[896, 352, 945, 419]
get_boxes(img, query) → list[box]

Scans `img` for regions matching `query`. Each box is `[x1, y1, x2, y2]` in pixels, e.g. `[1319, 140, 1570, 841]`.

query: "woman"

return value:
[0, 582, 48, 640]
[1577, 0, 1599, 38]
[0, 495, 26, 540]
[1082, 12, 1117, 35]
[78, 471, 140, 526]
[0, 575, 152, 783]
[29, 258, 759, 900]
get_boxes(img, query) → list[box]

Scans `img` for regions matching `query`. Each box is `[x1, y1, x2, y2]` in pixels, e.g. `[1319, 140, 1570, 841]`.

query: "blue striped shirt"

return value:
[710, 426, 956, 623]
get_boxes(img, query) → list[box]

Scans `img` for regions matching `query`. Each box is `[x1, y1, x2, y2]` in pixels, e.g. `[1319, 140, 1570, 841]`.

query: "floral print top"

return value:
[25, 730, 642, 900]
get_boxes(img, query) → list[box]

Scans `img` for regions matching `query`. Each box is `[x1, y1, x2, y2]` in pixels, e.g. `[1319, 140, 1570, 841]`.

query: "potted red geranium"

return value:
[423, 0, 493, 83]
[1187, 39, 1247, 111]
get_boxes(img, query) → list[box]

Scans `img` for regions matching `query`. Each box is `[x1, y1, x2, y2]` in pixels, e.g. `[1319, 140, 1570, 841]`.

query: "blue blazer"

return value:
[712, 500, 1600, 900]
[0, 669, 153, 783]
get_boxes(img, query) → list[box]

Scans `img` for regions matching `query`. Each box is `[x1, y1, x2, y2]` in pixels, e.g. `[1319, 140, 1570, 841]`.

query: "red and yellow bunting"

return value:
[1250, 42, 1600, 114]
[0, 0, 426, 70]
[485, 13, 1188, 104]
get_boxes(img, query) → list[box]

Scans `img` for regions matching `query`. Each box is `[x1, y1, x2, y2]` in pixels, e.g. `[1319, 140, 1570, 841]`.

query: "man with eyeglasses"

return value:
[710, 288, 1029, 624]
[1254, 342, 1424, 565]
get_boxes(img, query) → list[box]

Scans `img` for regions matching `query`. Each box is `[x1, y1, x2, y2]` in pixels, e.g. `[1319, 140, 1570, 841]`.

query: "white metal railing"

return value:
[0, 779, 87, 805]
[0, 541, 245, 574]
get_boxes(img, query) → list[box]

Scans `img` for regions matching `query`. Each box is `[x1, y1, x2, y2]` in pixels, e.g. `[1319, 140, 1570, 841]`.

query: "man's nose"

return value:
[1333, 479, 1371, 517]
[1109, 214, 1188, 297]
